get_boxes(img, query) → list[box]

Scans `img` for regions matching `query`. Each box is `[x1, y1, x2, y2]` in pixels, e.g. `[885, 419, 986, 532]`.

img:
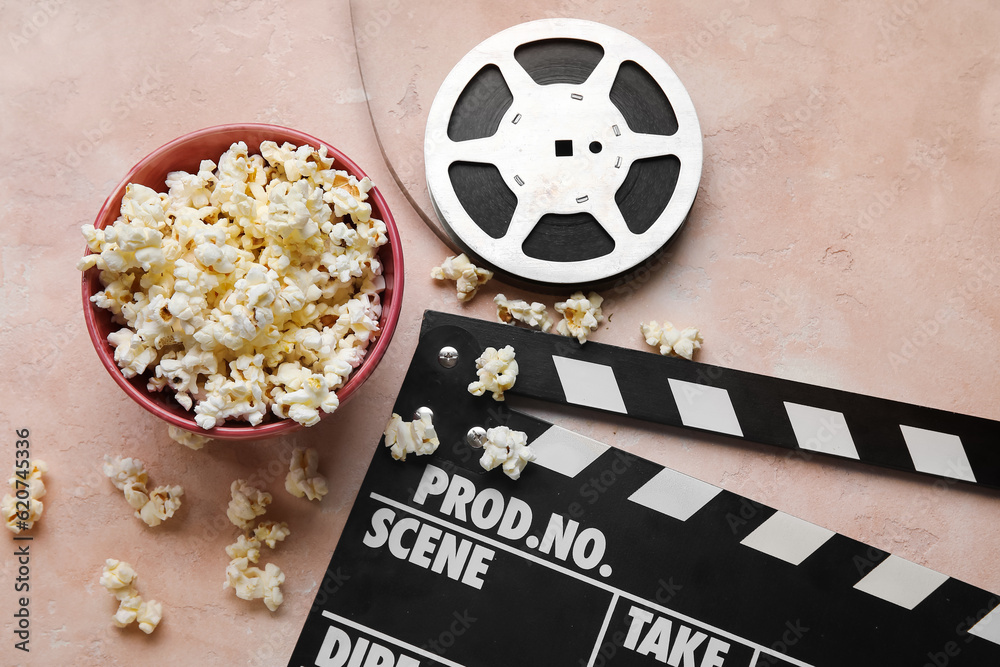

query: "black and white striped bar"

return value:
[423, 311, 1000, 489]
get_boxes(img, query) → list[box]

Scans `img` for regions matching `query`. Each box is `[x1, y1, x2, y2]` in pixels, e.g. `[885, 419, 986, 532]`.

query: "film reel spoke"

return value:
[579, 50, 627, 98]
[491, 51, 541, 101]
[436, 134, 509, 166]
[591, 197, 635, 241]
[496, 202, 541, 254]
[616, 131, 683, 163]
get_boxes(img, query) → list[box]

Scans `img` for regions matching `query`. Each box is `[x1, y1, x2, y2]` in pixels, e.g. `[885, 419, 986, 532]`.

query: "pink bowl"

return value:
[81, 123, 404, 440]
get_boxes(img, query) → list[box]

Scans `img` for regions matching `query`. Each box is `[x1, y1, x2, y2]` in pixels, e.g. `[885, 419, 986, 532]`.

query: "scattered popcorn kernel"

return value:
[383, 412, 440, 461]
[100, 559, 162, 634]
[285, 447, 328, 501]
[103, 456, 184, 527]
[136, 599, 163, 634]
[100, 559, 139, 599]
[78, 140, 389, 431]
[468, 345, 518, 401]
[167, 424, 212, 450]
[138, 485, 184, 527]
[253, 520, 291, 548]
[227, 479, 272, 530]
[226, 535, 262, 563]
[103, 456, 148, 491]
[224, 557, 286, 612]
[640, 320, 703, 360]
[431, 253, 493, 302]
[114, 595, 142, 628]
[494, 294, 553, 332]
[555, 291, 604, 344]
[479, 426, 536, 481]
[3, 459, 47, 533]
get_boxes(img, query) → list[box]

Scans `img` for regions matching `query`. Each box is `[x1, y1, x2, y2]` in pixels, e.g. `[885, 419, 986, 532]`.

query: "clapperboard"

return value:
[288, 311, 1000, 666]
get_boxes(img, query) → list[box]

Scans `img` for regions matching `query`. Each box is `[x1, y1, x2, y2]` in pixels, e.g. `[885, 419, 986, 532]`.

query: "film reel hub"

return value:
[426, 19, 703, 286]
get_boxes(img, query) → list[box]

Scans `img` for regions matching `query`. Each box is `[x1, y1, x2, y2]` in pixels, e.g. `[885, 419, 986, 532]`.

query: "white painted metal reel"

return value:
[425, 18, 703, 286]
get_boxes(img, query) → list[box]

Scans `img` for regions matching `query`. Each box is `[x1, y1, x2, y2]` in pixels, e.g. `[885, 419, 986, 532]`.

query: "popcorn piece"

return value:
[138, 485, 184, 527]
[102, 455, 148, 491]
[554, 291, 604, 344]
[640, 321, 703, 360]
[167, 424, 212, 450]
[100, 559, 138, 599]
[227, 479, 272, 530]
[479, 426, 536, 481]
[285, 447, 328, 501]
[271, 373, 339, 427]
[253, 520, 290, 549]
[78, 140, 390, 431]
[431, 253, 493, 302]
[383, 412, 440, 461]
[468, 345, 518, 401]
[103, 456, 184, 527]
[226, 535, 262, 563]
[114, 595, 143, 628]
[3, 459, 47, 534]
[495, 294, 553, 332]
[136, 599, 163, 634]
[224, 557, 286, 612]
[100, 559, 162, 633]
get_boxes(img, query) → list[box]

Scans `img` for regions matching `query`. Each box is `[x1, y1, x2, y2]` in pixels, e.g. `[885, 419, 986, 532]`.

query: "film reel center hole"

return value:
[589, 141, 602, 153]
[555, 140, 573, 157]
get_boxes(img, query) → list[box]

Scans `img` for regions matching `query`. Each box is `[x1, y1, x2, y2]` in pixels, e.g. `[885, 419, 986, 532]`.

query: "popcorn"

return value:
[253, 520, 291, 548]
[227, 479, 272, 530]
[640, 321, 703, 360]
[100, 559, 138, 598]
[271, 372, 339, 427]
[495, 294, 553, 332]
[136, 599, 164, 635]
[555, 291, 604, 344]
[3, 459, 47, 533]
[285, 447, 328, 501]
[103, 455, 184, 527]
[468, 345, 518, 401]
[167, 424, 212, 450]
[431, 253, 493, 302]
[226, 534, 262, 562]
[100, 559, 162, 634]
[225, 559, 286, 611]
[79, 140, 389, 430]
[223, 493, 288, 611]
[383, 412, 440, 461]
[479, 426, 536, 481]
[138, 485, 184, 527]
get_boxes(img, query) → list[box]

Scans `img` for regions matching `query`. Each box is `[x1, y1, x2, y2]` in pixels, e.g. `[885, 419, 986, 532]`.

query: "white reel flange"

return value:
[425, 18, 703, 286]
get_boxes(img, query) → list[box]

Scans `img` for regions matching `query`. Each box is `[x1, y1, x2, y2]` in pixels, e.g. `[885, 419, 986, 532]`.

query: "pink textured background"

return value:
[1, 1, 998, 665]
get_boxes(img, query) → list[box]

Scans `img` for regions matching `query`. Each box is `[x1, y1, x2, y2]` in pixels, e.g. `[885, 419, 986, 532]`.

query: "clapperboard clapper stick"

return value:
[288, 311, 1000, 667]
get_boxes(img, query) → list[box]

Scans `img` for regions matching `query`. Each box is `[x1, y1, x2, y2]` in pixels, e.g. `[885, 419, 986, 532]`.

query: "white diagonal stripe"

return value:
[900, 425, 976, 482]
[627, 467, 723, 521]
[853, 555, 949, 610]
[552, 356, 628, 414]
[783, 402, 860, 460]
[530, 425, 611, 478]
[969, 604, 1000, 646]
[740, 511, 835, 566]
[668, 378, 743, 437]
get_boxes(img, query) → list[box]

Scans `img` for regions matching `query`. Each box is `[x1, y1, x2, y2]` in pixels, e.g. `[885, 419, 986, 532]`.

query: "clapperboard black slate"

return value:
[288, 311, 1000, 666]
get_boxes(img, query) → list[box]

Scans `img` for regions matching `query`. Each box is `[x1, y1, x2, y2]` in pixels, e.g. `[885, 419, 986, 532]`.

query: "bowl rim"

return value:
[81, 122, 405, 440]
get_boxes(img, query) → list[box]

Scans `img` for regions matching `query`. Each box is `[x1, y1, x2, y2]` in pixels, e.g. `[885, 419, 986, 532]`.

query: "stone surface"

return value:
[0, 1, 998, 665]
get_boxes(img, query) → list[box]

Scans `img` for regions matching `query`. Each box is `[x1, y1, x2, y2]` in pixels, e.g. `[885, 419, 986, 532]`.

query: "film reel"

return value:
[425, 18, 703, 286]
